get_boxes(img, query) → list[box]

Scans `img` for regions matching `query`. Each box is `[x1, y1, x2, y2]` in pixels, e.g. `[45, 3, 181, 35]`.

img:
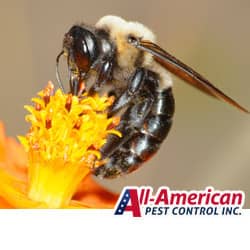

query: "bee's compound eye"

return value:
[65, 25, 99, 73]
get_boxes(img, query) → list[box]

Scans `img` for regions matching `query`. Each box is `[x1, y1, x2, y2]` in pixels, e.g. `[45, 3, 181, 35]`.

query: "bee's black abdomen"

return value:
[130, 134, 160, 160]
[142, 115, 172, 142]
[94, 149, 143, 178]
[143, 88, 175, 141]
[152, 88, 175, 117]
[94, 72, 175, 178]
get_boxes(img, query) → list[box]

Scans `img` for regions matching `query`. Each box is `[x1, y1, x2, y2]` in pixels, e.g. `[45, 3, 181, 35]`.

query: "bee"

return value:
[56, 15, 249, 178]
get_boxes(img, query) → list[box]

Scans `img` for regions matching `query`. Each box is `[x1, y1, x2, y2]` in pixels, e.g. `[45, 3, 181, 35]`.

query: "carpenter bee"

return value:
[56, 15, 249, 178]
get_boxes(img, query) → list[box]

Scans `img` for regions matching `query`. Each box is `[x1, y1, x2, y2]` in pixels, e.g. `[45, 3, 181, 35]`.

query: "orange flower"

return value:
[0, 82, 121, 208]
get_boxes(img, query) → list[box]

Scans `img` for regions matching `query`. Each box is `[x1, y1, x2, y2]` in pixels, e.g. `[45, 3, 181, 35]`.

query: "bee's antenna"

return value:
[56, 51, 66, 92]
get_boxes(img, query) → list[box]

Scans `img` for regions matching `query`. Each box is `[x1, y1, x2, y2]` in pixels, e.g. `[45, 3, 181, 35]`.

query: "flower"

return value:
[0, 82, 121, 208]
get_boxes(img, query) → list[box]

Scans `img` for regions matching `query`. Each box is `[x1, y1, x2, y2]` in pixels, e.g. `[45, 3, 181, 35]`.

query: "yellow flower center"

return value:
[18, 82, 121, 208]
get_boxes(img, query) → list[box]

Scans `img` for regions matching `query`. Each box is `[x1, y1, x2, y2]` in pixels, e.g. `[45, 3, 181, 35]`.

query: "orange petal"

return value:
[0, 196, 13, 208]
[0, 122, 7, 162]
[73, 175, 118, 208]
[0, 122, 27, 181]
[66, 200, 93, 209]
[7, 137, 27, 169]
[0, 168, 46, 208]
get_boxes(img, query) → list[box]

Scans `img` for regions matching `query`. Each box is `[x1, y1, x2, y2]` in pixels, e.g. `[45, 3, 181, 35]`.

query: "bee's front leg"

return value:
[89, 57, 114, 95]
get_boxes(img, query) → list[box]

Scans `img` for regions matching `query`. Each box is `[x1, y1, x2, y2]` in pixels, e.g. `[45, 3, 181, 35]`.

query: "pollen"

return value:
[18, 82, 121, 208]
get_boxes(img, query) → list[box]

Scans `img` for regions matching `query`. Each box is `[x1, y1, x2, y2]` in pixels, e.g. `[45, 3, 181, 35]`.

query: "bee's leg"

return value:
[89, 57, 114, 94]
[108, 67, 147, 115]
[99, 91, 154, 159]
[95, 68, 149, 159]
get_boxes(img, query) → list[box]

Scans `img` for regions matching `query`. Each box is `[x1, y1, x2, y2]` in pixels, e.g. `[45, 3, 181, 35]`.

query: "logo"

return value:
[114, 186, 245, 217]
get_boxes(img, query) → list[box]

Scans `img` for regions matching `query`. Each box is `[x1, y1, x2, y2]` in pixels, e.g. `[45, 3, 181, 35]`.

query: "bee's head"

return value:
[96, 16, 156, 69]
[63, 25, 100, 74]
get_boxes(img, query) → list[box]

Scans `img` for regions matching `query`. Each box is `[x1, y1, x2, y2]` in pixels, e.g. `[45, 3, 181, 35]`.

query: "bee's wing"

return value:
[133, 39, 249, 113]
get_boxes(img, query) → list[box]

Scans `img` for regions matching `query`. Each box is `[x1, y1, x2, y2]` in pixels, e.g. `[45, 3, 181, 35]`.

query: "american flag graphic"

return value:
[114, 189, 131, 215]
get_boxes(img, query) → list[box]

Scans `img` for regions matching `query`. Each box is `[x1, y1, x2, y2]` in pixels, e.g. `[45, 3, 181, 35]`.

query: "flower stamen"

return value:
[65, 94, 72, 112]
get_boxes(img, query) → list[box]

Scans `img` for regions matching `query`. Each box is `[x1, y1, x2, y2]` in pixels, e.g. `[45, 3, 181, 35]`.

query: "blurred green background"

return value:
[1, 1, 249, 206]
